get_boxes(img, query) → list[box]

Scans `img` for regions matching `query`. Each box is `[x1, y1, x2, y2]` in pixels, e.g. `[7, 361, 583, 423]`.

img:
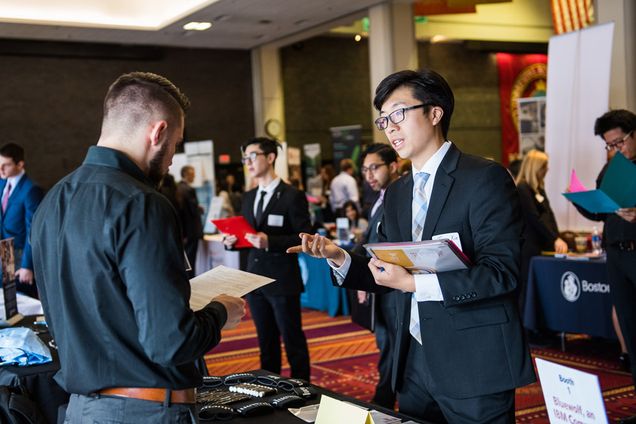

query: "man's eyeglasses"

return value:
[361, 163, 387, 174]
[604, 131, 633, 151]
[241, 151, 266, 164]
[374, 104, 427, 131]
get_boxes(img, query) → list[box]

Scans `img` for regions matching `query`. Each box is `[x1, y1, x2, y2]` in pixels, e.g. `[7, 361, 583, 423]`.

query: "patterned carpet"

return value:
[205, 309, 636, 423]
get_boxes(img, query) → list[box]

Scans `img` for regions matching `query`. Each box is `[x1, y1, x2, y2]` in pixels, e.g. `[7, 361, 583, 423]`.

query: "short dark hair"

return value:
[0, 143, 24, 164]
[241, 137, 281, 162]
[373, 69, 454, 139]
[361, 143, 398, 165]
[339, 159, 355, 172]
[103, 72, 190, 131]
[180, 165, 194, 178]
[594, 109, 636, 137]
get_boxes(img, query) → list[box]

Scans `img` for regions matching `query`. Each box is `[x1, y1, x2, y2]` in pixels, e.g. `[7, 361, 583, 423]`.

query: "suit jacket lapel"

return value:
[422, 144, 459, 240]
[245, 189, 257, 228]
[397, 172, 413, 241]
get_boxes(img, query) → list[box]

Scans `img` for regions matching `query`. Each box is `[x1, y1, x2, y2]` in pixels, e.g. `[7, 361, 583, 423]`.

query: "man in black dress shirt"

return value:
[32, 72, 245, 423]
[573, 110, 636, 424]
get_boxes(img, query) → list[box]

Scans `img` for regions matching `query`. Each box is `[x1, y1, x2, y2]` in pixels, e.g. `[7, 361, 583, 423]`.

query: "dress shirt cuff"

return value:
[327, 250, 351, 285]
[414, 273, 444, 301]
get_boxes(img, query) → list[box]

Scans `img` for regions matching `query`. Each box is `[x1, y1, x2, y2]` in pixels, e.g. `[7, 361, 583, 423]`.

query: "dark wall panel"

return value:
[0, 40, 254, 189]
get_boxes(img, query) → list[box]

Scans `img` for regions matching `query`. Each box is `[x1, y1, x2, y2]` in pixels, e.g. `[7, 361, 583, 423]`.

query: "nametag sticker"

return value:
[267, 214, 284, 227]
[535, 193, 545, 203]
[432, 232, 463, 251]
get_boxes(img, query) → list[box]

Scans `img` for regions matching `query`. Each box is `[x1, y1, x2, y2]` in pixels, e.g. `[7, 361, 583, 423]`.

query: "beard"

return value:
[148, 141, 170, 187]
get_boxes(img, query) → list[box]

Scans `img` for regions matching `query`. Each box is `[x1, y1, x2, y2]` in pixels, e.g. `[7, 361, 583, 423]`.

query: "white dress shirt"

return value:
[253, 177, 281, 217]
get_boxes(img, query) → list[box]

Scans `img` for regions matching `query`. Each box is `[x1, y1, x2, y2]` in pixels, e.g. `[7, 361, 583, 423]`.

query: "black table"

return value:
[0, 316, 69, 424]
[523, 256, 615, 339]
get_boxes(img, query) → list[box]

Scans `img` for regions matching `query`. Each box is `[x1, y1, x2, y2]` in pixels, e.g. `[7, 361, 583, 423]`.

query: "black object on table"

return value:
[523, 256, 615, 339]
[0, 316, 69, 424]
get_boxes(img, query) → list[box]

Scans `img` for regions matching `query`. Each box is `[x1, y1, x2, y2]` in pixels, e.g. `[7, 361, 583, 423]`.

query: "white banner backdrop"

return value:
[545, 22, 614, 232]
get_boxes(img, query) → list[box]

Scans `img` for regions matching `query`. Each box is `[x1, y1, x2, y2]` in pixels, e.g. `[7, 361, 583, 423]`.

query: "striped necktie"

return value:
[410, 171, 429, 344]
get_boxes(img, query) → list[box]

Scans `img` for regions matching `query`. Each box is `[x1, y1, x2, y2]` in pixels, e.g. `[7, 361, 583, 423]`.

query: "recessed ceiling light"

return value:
[430, 34, 449, 43]
[354, 34, 362, 42]
[183, 21, 212, 31]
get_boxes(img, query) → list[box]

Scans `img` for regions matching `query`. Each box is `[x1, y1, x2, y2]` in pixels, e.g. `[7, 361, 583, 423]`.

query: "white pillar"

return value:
[596, 0, 636, 110]
[251, 45, 285, 139]
[368, 1, 418, 142]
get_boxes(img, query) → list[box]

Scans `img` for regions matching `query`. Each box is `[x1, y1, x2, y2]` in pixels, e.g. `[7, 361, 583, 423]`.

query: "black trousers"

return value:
[607, 247, 636, 385]
[246, 291, 310, 380]
[372, 291, 397, 408]
[398, 337, 515, 424]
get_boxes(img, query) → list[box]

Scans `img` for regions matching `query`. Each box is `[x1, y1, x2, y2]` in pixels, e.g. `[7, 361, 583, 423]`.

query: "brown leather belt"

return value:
[99, 387, 196, 404]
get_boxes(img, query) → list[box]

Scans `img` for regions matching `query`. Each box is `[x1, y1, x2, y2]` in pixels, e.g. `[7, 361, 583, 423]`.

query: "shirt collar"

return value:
[83, 146, 152, 186]
[258, 176, 281, 194]
[411, 141, 452, 176]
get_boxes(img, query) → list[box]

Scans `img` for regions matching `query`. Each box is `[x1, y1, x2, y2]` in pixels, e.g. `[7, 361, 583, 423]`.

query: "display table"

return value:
[0, 316, 69, 424]
[523, 256, 615, 339]
[298, 253, 349, 317]
[0, 292, 44, 317]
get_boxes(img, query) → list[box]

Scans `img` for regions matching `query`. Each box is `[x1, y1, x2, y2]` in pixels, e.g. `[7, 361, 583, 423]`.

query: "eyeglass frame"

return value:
[360, 163, 387, 174]
[604, 130, 633, 151]
[240, 151, 267, 164]
[374, 103, 429, 131]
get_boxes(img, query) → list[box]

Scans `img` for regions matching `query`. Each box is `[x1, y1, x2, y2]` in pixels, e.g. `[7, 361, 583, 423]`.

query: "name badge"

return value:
[432, 231, 463, 251]
[268, 214, 284, 227]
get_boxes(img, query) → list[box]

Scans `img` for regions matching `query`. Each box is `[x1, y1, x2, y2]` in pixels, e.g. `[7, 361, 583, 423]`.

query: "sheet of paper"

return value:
[364, 239, 470, 274]
[569, 169, 587, 192]
[315, 395, 373, 424]
[189, 265, 274, 310]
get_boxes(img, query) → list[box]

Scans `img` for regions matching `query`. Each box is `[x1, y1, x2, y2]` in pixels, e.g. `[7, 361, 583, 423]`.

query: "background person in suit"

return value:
[290, 69, 535, 423]
[223, 137, 311, 380]
[354, 143, 399, 409]
[515, 149, 568, 313]
[0, 142, 43, 298]
[177, 165, 203, 277]
[572, 110, 636, 424]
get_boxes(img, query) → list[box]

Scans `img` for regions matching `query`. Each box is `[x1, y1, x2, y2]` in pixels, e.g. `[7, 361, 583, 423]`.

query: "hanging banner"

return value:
[330, 125, 362, 172]
[496, 53, 548, 165]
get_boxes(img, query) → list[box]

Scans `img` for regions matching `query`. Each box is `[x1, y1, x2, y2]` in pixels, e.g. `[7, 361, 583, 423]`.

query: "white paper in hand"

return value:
[189, 265, 275, 310]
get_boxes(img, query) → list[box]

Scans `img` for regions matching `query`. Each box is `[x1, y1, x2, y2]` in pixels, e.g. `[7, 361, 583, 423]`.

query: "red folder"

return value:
[211, 216, 256, 249]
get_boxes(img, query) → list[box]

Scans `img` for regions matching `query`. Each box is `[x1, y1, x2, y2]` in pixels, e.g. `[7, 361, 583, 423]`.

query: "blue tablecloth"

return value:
[298, 254, 349, 317]
[523, 256, 615, 339]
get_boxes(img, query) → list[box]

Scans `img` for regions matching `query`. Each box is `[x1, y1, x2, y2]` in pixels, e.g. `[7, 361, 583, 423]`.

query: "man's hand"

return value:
[357, 290, 368, 304]
[368, 258, 415, 292]
[245, 232, 268, 249]
[222, 234, 238, 249]
[286, 233, 346, 266]
[554, 237, 569, 254]
[616, 208, 636, 223]
[15, 268, 34, 285]
[212, 294, 246, 330]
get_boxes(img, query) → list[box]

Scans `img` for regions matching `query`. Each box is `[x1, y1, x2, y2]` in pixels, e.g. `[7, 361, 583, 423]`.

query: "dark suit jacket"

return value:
[341, 144, 535, 398]
[242, 181, 311, 296]
[0, 175, 43, 270]
[517, 182, 559, 256]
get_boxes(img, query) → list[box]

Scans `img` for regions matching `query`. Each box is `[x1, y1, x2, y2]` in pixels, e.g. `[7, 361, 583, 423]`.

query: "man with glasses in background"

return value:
[223, 137, 311, 381]
[572, 110, 636, 424]
[352, 143, 399, 409]
[290, 69, 534, 423]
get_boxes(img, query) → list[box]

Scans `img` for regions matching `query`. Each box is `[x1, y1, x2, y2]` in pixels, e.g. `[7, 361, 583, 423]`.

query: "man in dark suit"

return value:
[290, 69, 535, 423]
[177, 164, 203, 277]
[224, 137, 311, 380]
[352, 143, 399, 408]
[0, 143, 43, 298]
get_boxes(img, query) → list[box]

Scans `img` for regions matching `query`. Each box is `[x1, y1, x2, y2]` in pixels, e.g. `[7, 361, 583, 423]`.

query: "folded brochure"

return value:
[363, 239, 471, 274]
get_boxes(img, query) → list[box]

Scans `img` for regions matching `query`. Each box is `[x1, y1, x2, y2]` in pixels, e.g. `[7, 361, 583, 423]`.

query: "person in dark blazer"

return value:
[224, 137, 311, 380]
[290, 69, 535, 423]
[0, 143, 43, 298]
[353, 143, 399, 409]
[515, 149, 568, 313]
[177, 165, 203, 277]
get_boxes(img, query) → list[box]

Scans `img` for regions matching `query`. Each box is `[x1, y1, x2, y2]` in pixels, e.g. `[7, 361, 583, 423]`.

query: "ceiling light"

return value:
[354, 34, 362, 42]
[430, 34, 449, 43]
[183, 21, 211, 31]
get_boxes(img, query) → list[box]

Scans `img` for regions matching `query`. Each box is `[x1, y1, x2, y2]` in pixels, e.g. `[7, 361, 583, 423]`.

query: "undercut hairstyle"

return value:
[594, 109, 636, 137]
[0, 143, 25, 164]
[373, 69, 455, 139]
[102, 72, 190, 133]
[361, 143, 398, 166]
[241, 137, 281, 163]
